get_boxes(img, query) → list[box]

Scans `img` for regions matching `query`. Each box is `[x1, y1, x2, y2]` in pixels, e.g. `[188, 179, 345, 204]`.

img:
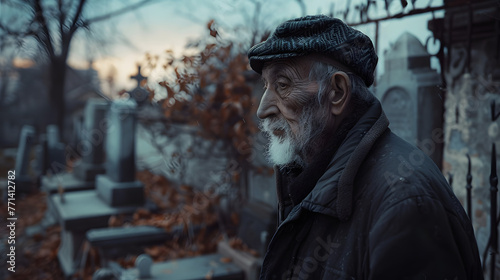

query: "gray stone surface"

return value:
[15, 125, 35, 176]
[15, 125, 36, 192]
[121, 253, 244, 280]
[41, 173, 94, 194]
[46, 125, 66, 174]
[217, 241, 261, 280]
[95, 99, 144, 206]
[376, 32, 443, 167]
[50, 190, 149, 277]
[106, 99, 137, 182]
[96, 174, 144, 207]
[34, 134, 48, 177]
[73, 98, 109, 182]
[82, 98, 109, 164]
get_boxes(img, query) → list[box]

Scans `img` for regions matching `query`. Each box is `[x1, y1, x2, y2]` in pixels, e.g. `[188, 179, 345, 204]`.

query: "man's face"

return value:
[257, 57, 327, 167]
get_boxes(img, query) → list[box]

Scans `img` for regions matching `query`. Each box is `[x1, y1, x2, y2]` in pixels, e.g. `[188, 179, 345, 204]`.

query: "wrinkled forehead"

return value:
[261, 56, 314, 82]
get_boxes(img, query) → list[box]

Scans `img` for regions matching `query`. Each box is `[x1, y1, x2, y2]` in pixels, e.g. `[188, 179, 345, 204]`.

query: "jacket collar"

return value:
[276, 100, 389, 222]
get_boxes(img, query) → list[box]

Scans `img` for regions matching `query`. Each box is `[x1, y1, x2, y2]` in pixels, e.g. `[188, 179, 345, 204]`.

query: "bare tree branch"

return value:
[68, 0, 87, 39]
[33, 0, 56, 58]
[84, 0, 159, 24]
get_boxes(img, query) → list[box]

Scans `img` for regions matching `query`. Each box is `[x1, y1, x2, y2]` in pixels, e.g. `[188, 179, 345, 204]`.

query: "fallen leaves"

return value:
[109, 170, 229, 267]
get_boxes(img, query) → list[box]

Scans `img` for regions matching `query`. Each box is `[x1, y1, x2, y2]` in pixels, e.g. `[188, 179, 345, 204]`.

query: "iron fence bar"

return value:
[348, 5, 446, 26]
[466, 154, 473, 222]
[490, 143, 498, 280]
[482, 212, 500, 272]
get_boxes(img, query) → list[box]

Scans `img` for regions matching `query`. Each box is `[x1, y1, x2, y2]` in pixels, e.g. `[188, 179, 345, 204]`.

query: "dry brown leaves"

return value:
[110, 170, 227, 268]
[1, 191, 64, 280]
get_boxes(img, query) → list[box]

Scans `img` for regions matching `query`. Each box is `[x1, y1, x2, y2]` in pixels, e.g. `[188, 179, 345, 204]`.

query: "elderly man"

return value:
[248, 15, 483, 279]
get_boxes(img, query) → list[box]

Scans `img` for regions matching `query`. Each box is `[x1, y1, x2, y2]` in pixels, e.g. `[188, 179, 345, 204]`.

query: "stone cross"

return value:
[130, 66, 146, 88]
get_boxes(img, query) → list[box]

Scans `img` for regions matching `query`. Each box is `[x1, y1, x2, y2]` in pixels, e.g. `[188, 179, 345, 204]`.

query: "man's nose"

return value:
[257, 89, 279, 119]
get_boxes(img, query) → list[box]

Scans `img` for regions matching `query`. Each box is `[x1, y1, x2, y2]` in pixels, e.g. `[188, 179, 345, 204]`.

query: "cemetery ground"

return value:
[0, 155, 250, 279]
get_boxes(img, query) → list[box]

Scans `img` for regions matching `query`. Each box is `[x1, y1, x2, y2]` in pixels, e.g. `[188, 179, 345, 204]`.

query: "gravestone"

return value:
[46, 125, 66, 174]
[73, 98, 109, 182]
[33, 134, 48, 178]
[50, 98, 151, 277]
[15, 125, 36, 193]
[96, 99, 144, 206]
[376, 32, 443, 167]
[42, 99, 109, 195]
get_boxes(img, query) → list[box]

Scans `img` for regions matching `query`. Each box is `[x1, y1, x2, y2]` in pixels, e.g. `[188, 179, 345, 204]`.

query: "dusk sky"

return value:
[11, 0, 444, 96]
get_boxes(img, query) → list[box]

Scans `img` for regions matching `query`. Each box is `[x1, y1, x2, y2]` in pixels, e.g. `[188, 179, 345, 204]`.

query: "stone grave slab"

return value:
[51, 98, 150, 278]
[103, 201, 274, 280]
[121, 253, 244, 280]
[50, 190, 155, 277]
[42, 173, 94, 195]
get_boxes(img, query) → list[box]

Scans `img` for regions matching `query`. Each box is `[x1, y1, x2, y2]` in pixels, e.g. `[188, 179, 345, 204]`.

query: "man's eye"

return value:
[277, 82, 288, 90]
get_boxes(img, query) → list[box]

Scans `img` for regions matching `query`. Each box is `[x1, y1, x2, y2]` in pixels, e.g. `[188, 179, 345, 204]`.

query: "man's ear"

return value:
[328, 71, 351, 116]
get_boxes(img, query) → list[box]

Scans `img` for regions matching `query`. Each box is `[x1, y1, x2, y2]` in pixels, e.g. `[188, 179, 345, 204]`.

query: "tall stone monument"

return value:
[50, 98, 149, 277]
[376, 32, 444, 167]
[96, 99, 144, 206]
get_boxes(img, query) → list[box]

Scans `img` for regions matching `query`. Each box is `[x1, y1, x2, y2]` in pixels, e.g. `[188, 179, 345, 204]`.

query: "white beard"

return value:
[260, 108, 318, 167]
[267, 132, 299, 166]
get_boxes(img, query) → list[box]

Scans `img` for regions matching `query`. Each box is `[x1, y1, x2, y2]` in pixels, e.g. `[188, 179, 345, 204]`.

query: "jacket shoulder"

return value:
[356, 131, 458, 213]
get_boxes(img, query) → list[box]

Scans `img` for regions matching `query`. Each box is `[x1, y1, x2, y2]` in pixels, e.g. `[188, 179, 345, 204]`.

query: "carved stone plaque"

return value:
[382, 87, 415, 144]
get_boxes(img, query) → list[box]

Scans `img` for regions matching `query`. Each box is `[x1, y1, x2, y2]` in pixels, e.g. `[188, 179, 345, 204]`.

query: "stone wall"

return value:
[437, 4, 500, 269]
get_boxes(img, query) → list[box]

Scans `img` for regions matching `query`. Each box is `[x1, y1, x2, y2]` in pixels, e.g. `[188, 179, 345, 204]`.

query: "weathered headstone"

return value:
[33, 134, 48, 178]
[376, 32, 443, 167]
[42, 99, 109, 194]
[15, 125, 36, 192]
[50, 99, 151, 277]
[46, 124, 66, 174]
[96, 99, 144, 207]
[73, 98, 109, 182]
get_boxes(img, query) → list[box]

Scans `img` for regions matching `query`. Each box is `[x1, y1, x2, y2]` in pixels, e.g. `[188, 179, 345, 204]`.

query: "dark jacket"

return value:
[260, 101, 483, 279]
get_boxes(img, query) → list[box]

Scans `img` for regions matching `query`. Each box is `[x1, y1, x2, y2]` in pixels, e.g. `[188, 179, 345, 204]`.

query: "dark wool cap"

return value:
[248, 15, 378, 87]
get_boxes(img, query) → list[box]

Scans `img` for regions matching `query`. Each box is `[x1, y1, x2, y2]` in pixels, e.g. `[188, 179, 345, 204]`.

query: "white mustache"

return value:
[260, 117, 289, 135]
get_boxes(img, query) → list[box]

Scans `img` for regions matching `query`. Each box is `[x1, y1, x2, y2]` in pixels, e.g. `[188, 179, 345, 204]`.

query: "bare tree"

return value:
[0, 0, 159, 135]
